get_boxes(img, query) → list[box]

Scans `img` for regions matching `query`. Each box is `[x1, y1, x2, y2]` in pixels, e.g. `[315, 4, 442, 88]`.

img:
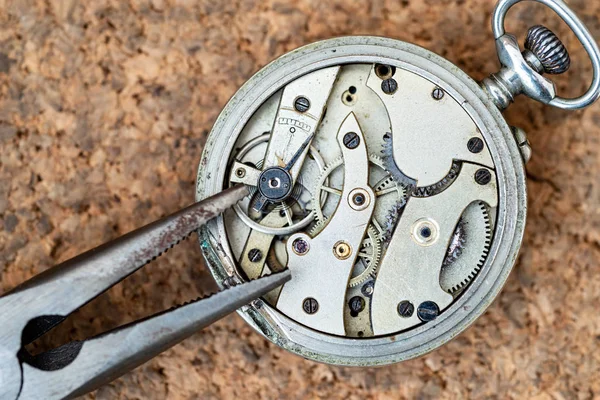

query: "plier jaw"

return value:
[0, 185, 291, 400]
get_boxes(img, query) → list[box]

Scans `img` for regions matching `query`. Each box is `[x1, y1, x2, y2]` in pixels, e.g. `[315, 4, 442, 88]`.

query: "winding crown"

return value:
[525, 25, 571, 74]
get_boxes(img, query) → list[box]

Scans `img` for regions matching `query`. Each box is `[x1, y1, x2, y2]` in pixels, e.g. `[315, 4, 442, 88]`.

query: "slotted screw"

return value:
[397, 301, 415, 318]
[474, 168, 492, 185]
[247, 248, 263, 263]
[417, 301, 440, 322]
[294, 96, 310, 113]
[381, 78, 398, 94]
[303, 298, 319, 314]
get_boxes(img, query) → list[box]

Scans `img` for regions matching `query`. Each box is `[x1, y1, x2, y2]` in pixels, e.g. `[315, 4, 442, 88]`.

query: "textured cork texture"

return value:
[1, 0, 600, 399]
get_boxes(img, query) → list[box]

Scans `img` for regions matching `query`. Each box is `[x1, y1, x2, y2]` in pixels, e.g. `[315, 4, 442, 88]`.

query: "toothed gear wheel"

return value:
[371, 154, 409, 207]
[349, 224, 382, 287]
[440, 201, 492, 294]
[371, 154, 409, 243]
[309, 155, 392, 288]
[311, 154, 408, 227]
[311, 157, 344, 223]
[309, 216, 328, 237]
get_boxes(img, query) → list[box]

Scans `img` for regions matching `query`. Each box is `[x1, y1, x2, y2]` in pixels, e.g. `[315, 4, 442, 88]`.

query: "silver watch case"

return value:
[195, 36, 526, 366]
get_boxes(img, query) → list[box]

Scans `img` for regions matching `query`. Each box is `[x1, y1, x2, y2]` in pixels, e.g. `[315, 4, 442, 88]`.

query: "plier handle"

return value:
[0, 185, 291, 400]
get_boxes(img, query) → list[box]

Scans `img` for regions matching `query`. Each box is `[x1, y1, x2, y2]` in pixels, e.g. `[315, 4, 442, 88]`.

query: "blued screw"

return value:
[303, 297, 319, 314]
[247, 248, 263, 263]
[474, 168, 492, 185]
[343, 132, 360, 149]
[381, 78, 398, 95]
[432, 87, 445, 100]
[349, 296, 365, 314]
[397, 300, 415, 318]
[349, 296, 365, 316]
[467, 137, 484, 153]
[294, 96, 310, 113]
[417, 301, 440, 322]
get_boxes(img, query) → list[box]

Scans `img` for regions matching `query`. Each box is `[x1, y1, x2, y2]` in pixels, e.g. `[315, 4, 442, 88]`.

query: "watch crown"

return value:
[524, 25, 571, 75]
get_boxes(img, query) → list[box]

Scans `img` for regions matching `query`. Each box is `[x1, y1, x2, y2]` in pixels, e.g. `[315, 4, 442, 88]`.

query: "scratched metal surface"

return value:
[1, 0, 600, 398]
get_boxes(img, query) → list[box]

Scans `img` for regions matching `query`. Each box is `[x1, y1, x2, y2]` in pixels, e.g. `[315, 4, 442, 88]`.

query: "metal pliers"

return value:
[0, 185, 291, 400]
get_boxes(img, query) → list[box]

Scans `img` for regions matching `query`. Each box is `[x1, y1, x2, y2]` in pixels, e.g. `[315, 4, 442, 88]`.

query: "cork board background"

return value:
[1, 0, 600, 398]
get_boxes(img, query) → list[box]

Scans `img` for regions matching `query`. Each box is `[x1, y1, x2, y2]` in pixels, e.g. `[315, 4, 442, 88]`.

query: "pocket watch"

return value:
[196, 0, 600, 366]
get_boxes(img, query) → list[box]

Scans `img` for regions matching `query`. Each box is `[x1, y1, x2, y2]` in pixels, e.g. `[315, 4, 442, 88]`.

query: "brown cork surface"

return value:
[1, 0, 600, 398]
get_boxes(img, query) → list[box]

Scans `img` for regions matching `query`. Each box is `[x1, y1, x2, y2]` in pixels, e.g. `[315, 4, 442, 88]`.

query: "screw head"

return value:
[343, 132, 360, 149]
[247, 248, 263, 263]
[397, 300, 415, 318]
[467, 137, 484, 153]
[381, 78, 398, 95]
[292, 238, 309, 255]
[303, 297, 319, 314]
[417, 301, 440, 322]
[361, 281, 374, 297]
[294, 96, 310, 113]
[474, 168, 492, 185]
[349, 296, 365, 315]
[432, 87, 445, 100]
[235, 168, 246, 178]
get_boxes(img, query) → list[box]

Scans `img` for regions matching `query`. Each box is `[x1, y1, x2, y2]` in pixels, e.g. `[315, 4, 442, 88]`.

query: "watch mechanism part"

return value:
[367, 63, 494, 188]
[349, 224, 382, 288]
[197, 36, 529, 366]
[372, 162, 498, 335]
[229, 133, 326, 236]
[213, 58, 501, 337]
[277, 112, 376, 336]
[440, 201, 493, 294]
